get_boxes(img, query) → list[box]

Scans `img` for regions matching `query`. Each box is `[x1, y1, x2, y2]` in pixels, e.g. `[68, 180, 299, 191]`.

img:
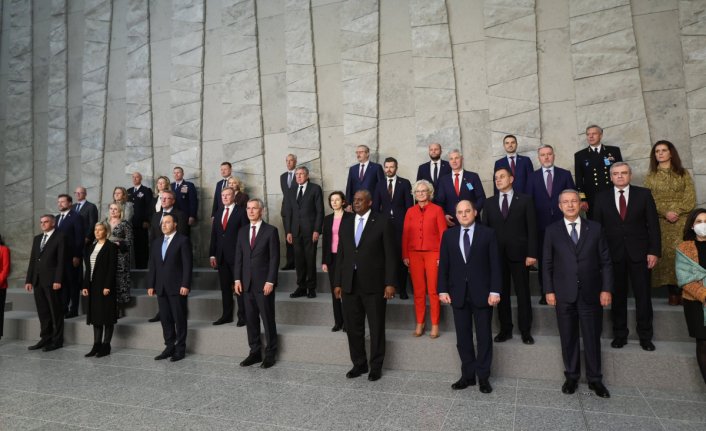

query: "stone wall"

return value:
[1, 0, 705, 273]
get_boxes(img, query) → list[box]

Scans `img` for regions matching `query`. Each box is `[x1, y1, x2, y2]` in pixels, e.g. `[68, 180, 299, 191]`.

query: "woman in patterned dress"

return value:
[107, 202, 133, 317]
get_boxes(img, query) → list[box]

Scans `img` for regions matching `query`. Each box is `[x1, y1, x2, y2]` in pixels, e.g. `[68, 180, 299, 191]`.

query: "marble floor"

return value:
[0, 340, 704, 430]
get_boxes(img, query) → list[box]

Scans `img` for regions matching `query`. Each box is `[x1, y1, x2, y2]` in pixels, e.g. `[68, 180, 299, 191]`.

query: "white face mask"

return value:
[694, 223, 706, 237]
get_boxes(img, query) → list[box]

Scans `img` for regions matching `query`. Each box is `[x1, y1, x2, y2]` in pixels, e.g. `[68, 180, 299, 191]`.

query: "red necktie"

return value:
[454, 173, 460, 196]
[510, 156, 516, 175]
[250, 225, 257, 249]
[222, 206, 229, 230]
[619, 190, 627, 221]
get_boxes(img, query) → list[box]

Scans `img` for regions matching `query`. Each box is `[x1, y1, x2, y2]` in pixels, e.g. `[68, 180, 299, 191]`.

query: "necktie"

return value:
[40, 234, 48, 252]
[501, 193, 509, 219]
[619, 190, 627, 221]
[222, 206, 229, 230]
[77, 203, 82, 213]
[510, 156, 516, 175]
[454, 173, 460, 196]
[546, 169, 553, 196]
[297, 185, 303, 203]
[463, 228, 471, 261]
[388, 179, 393, 198]
[161, 236, 168, 260]
[57, 214, 64, 227]
[570, 223, 579, 245]
[433, 162, 438, 183]
[355, 217, 364, 247]
[250, 225, 257, 249]
[288, 172, 293, 188]
[359, 164, 365, 181]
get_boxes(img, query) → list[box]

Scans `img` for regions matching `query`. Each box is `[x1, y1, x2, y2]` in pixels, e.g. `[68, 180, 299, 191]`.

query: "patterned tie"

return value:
[619, 190, 627, 221]
[545, 169, 553, 196]
[570, 223, 579, 245]
[161, 236, 169, 260]
[359, 164, 365, 181]
[355, 217, 364, 247]
[250, 225, 257, 249]
[222, 206, 229, 230]
[454, 173, 460, 196]
[501, 194, 509, 219]
[463, 228, 471, 261]
[388, 179, 393, 199]
[433, 162, 438, 184]
[510, 156, 516, 175]
[40, 234, 48, 252]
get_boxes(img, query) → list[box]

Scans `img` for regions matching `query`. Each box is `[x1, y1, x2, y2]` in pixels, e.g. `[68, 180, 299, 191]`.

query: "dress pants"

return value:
[451, 295, 493, 380]
[243, 289, 278, 358]
[611, 256, 653, 340]
[62, 264, 82, 314]
[293, 233, 318, 291]
[342, 272, 387, 372]
[408, 250, 440, 325]
[132, 224, 149, 269]
[33, 283, 64, 346]
[285, 242, 295, 268]
[496, 258, 532, 334]
[216, 259, 245, 322]
[536, 231, 546, 293]
[157, 293, 188, 354]
[556, 298, 603, 382]
[325, 253, 344, 327]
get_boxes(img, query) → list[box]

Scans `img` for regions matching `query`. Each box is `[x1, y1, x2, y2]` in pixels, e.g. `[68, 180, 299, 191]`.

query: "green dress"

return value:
[644, 168, 696, 287]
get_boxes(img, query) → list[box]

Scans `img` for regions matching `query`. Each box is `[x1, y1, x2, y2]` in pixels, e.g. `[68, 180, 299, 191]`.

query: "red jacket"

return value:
[0, 245, 10, 289]
[402, 203, 447, 258]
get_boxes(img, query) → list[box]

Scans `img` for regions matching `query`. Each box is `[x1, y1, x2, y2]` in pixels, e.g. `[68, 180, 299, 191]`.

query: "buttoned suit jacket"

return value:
[435, 170, 487, 222]
[211, 178, 230, 218]
[147, 232, 193, 296]
[481, 192, 538, 262]
[493, 155, 534, 194]
[234, 222, 280, 292]
[209, 204, 248, 264]
[283, 182, 324, 237]
[526, 167, 576, 232]
[372, 176, 413, 236]
[171, 180, 199, 219]
[25, 231, 68, 288]
[345, 162, 385, 203]
[55, 210, 85, 259]
[127, 186, 154, 227]
[416, 160, 451, 189]
[149, 208, 189, 240]
[73, 201, 99, 243]
[574, 145, 623, 206]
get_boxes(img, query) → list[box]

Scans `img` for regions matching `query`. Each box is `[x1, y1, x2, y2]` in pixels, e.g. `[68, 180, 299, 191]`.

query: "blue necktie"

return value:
[355, 217, 364, 247]
[161, 236, 169, 260]
[570, 223, 579, 245]
[463, 228, 471, 261]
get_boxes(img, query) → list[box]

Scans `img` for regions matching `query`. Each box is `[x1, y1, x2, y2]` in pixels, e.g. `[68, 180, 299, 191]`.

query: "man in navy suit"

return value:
[209, 187, 248, 326]
[210, 161, 232, 218]
[438, 200, 501, 394]
[279, 154, 297, 270]
[416, 142, 451, 190]
[526, 145, 576, 304]
[543, 189, 613, 398]
[345, 145, 384, 205]
[373, 157, 413, 299]
[235, 198, 280, 369]
[436, 149, 486, 226]
[128, 172, 154, 269]
[148, 213, 193, 362]
[493, 135, 534, 194]
[55, 194, 84, 318]
[172, 166, 198, 228]
[72, 186, 99, 245]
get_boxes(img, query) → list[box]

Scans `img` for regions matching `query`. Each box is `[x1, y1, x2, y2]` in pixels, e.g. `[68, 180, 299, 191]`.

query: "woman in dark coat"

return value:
[82, 221, 118, 357]
[321, 191, 353, 332]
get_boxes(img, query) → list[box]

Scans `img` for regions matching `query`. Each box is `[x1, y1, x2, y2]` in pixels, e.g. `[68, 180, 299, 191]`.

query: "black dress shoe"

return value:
[640, 340, 655, 351]
[281, 264, 295, 270]
[154, 349, 174, 360]
[588, 381, 610, 398]
[65, 311, 78, 319]
[148, 313, 161, 323]
[538, 296, 547, 305]
[611, 337, 627, 348]
[260, 357, 276, 369]
[170, 352, 185, 362]
[346, 365, 369, 378]
[42, 344, 62, 352]
[368, 370, 382, 381]
[451, 377, 476, 390]
[307, 289, 317, 298]
[399, 292, 409, 300]
[28, 341, 48, 351]
[478, 379, 493, 394]
[494, 332, 513, 342]
[236, 319, 246, 327]
[85, 344, 101, 357]
[331, 324, 343, 332]
[521, 334, 535, 345]
[561, 378, 578, 394]
[96, 343, 111, 358]
[289, 288, 307, 298]
[212, 318, 233, 326]
[240, 353, 263, 367]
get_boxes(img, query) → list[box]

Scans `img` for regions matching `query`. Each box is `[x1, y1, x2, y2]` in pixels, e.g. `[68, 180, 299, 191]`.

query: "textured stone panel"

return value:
[634, 10, 685, 91]
[380, 0, 410, 55]
[258, 13, 285, 74]
[312, 1, 341, 65]
[632, 0, 678, 15]
[379, 51, 414, 120]
[539, 101, 580, 167]
[569, 0, 629, 18]
[571, 29, 640, 79]
[574, 70, 642, 107]
[379, 117, 417, 179]
[536, 0, 569, 31]
[453, 41, 488, 112]
[447, 0, 485, 43]
[537, 28, 575, 105]
[643, 89, 692, 164]
[261, 73, 287, 134]
[570, 5, 632, 44]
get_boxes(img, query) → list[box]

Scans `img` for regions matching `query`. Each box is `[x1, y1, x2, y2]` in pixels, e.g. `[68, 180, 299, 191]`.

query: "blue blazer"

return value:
[211, 178, 230, 218]
[437, 223, 501, 309]
[172, 180, 199, 219]
[416, 160, 451, 189]
[526, 167, 575, 232]
[345, 162, 385, 203]
[148, 232, 193, 296]
[55, 210, 85, 259]
[435, 170, 486, 223]
[372, 176, 413, 234]
[493, 155, 534, 194]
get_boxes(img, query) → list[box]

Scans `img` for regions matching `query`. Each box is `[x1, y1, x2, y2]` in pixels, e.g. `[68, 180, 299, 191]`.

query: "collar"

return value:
[386, 176, 397, 183]
[224, 203, 235, 211]
[614, 185, 630, 193]
[163, 232, 176, 241]
[589, 144, 602, 153]
[356, 209, 372, 220]
[59, 210, 70, 216]
[250, 220, 263, 230]
[459, 221, 475, 230]
[564, 217, 581, 226]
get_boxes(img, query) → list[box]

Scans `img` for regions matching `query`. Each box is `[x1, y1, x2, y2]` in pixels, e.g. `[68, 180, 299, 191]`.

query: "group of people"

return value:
[11, 123, 706, 397]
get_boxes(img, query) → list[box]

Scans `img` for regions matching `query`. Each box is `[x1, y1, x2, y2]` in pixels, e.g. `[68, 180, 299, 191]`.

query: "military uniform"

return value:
[574, 144, 622, 218]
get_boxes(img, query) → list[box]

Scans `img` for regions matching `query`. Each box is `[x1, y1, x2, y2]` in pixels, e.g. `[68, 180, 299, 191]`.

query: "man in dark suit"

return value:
[209, 186, 248, 326]
[72, 186, 99, 245]
[592, 162, 661, 351]
[279, 154, 297, 270]
[148, 213, 193, 362]
[55, 194, 84, 318]
[334, 190, 398, 381]
[526, 145, 576, 304]
[284, 166, 324, 299]
[373, 157, 413, 299]
[149, 190, 188, 240]
[574, 124, 623, 218]
[482, 167, 537, 344]
[345, 145, 385, 205]
[235, 198, 280, 369]
[438, 200, 501, 394]
[416, 142, 451, 190]
[211, 161, 232, 218]
[543, 189, 613, 398]
[24, 214, 68, 351]
[436, 149, 486, 226]
[172, 166, 198, 228]
[127, 172, 154, 269]
[493, 135, 534, 194]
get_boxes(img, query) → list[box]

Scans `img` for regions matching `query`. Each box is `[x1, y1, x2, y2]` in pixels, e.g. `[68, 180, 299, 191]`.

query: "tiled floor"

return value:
[0, 340, 705, 430]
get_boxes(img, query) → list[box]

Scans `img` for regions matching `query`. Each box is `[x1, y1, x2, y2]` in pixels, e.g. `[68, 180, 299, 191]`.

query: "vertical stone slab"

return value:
[46, 0, 68, 211]
[341, 0, 378, 163]
[80, 0, 112, 202]
[125, 0, 154, 182]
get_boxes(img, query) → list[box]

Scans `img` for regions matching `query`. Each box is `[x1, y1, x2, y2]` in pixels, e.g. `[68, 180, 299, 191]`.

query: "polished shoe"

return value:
[281, 264, 295, 271]
[345, 365, 369, 378]
[368, 370, 382, 381]
[239, 353, 263, 367]
[667, 293, 682, 306]
[451, 377, 476, 390]
[538, 296, 547, 305]
[494, 332, 513, 342]
[170, 352, 185, 362]
[478, 379, 493, 394]
[331, 324, 343, 332]
[28, 340, 48, 351]
[399, 292, 409, 300]
[640, 340, 656, 351]
[307, 289, 317, 298]
[413, 323, 425, 337]
[236, 319, 246, 327]
[561, 378, 578, 394]
[65, 311, 78, 319]
[289, 288, 307, 298]
[429, 325, 440, 339]
[42, 344, 62, 352]
[212, 318, 233, 326]
[154, 349, 174, 360]
[588, 381, 610, 398]
[96, 343, 111, 358]
[260, 357, 276, 369]
[521, 333, 535, 345]
[148, 313, 161, 323]
[610, 337, 627, 348]
[85, 344, 101, 357]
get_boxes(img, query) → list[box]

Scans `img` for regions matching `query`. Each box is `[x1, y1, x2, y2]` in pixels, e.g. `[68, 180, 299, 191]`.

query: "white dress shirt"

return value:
[614, 185, 630, 212]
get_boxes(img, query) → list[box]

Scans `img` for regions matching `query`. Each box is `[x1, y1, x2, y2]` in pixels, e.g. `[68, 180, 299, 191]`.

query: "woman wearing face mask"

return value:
[676, 208, 706, 384]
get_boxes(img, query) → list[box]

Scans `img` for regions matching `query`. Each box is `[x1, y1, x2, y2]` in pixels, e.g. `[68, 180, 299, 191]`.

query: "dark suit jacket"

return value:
[234, 222, 280, 292]
[322, 212, 354, 266]
[345, 162, 385, 203]
[82, 241, 117, 292]
[574, 145, 623, 204]
[25, 231, 68, 287]
[333, 211, 398, 294]
[283, 182, 324, 237]
[542, 218, 613, 304]
[209, 205, 248, 263]
[171, 180, 199, 219]
[372, 176, 413, 234]
[211, 178, 230, 217]
[73, 201, 99, 242]
[592, 185, 661, 262]
[55, 210, 85, 259]
[481, 192, 538, 262]
[127, 185, 154, 227]
[493, 155, 534, 194]
[280, 171, 297, 217]
[437, 223, 501, 308]
[416, 160, 451, 188]
[435, 170, 487, 222]
[526, 167, 576, 232]
[150, 208, 188, 240]
[148, 232, 193, 295]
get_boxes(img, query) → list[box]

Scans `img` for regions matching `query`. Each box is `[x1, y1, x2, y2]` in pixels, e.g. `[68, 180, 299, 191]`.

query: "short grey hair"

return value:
[537, 144, 554, 153]
[585, 124, 603, 134]
[412, 179, 434, 200]
[609, 161, 631, 174]
[558, 189, 580, 201]
[247, 198, 265, 209]
[448, 148, 462, 158]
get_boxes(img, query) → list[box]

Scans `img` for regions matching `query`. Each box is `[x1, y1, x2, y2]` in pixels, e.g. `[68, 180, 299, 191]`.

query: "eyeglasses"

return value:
[414, 190, 429, 194]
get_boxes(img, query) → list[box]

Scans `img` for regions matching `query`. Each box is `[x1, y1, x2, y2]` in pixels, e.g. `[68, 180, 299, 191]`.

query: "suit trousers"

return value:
[342, 272, 387, 371]
[62, 264, 82, 314]
[133, 225, 149, 269]
[293, 233, 318, 291]
[536, 231, 546, 293]
[285, 242, 295, 267]
[157, 293, 188, 354]
[556, 299, 603, 382]
[452, 296, 493, 380]
[611, 256, 653, 340]
[496, 258, 532, 334]
[33, 283, 64, 345]
[325, 253, 344, 327]
[408, 250, 440, 325]
[243, 289, 278, 358]
[216, 259, 245, 322]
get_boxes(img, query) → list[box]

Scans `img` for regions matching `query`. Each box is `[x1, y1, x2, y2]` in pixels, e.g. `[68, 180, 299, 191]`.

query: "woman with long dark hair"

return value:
[321, 191, 352, 332]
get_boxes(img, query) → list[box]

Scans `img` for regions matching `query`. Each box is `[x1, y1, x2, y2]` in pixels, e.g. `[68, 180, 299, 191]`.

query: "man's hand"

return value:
[82, 289, 88, 296]
[322, 264, 328, 273]
[403, 258, 409, 267]
[147, 288, 155, 296]
[263, 282, 274, 296]
[600, 291, 612, 307]
[234, 281, 242, 295]
[546, 293, 557, 306]
[179, 287, 190, 296]
[72, 257, 80, 267]
[52, 283, 61, 291]
[312, 232, 319, 242]
[24, 283, 32, 293]
[383, 286, 395, 299]
[439, 293, 451, 304]
[666, 211, 679, 223]
[488, 294, 500, 306]
[209, 257, 218, 269]
[525, 257, 537, 267]
[647, 254, 658, 269]
[188, 217, 196, 226]
[444, 215, 456, 227]
[286, 233, 293, 244]
[103, 288, 110, 296]
[334, 287, 342, 299]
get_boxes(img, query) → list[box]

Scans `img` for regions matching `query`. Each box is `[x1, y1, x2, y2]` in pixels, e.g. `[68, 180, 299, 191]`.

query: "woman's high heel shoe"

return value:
[413, 323, 425, 337]
[429, 325, 440, 339]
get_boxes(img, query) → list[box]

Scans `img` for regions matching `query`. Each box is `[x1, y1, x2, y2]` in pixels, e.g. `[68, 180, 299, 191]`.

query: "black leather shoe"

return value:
[561, 378, 578, 394]
[521, 334, 535, 345]
[260, 357, 276, 369]
[28, 341, 48, 351]
[368, 370, 382, 381]
[212, 318, 233, 326]
[346, 365, 369, 378]
[65, 311, 78, 319]
[331, 324, 343, 332]
[399, 292, 409, 300]
[236, 319, 246, 327]
[640, 340, 655, 351]
[611, 337, 627, 348]
[451, 377, 476, 390]
[240, 353, 263, 367]
[289, 288, 307, 298]
[588, 381, 610, 398]
[96, 344, 111, 358]
[538, 296, 547, 305]
[494, 332, 513, 342]
[307, 289, 317, 298]
[170, 352, 185, 362]
[154, 349, 174, 360]
[148, 313, 161, 323]
[85, 344, 101, 357]
[42, 344, 62, 352]
[479, 379, 493, 394]
[281, 264, 295, 271]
